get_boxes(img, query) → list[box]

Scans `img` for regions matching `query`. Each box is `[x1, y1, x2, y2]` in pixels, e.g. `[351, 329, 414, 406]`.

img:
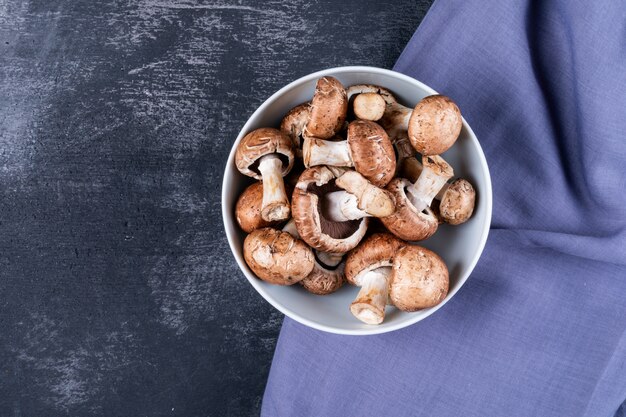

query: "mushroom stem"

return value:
[258, 155, 290, 221]
[405, 156, 454, 213]
[401, 157, 456, 200]
[323, 191, 369, 222]
[302, 137, 353, 168]
[350, 267, 390, 325]
[392, 133, 416, 176]
[380, 102, 413, 139]
[335, 170, 395, 217]
[281, 218, 299, 236]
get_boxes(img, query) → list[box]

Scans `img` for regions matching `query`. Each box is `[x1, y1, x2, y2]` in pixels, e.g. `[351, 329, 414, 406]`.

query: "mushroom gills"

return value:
[350, 267, 391, 325]
[306, 181, 361, 239]
[322, 191, 368, 222]
[257, 154, 290, 221]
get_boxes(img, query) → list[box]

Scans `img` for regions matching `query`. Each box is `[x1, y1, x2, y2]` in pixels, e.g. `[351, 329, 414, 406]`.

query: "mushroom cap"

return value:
[389, 245, 449, 311]
[344, 233, 406, 286]
[243, 227, 315, 285]
[235, 128, 294, 180]
[235, 182, 280, 233]
[408, 95, 462, 156]
[353, 93, 386, 121]
[300, 261, 345, 295]
[347, 120, 396, 188]
[439, 178, 476, 225]
[292, 166, 369, 253]
[280, 102, 310, 152]
[304, 77, 348, 139]
[380, 178, 438, 241]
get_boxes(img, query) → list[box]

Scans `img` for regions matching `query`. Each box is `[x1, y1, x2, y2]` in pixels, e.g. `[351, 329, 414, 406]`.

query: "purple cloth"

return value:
[261, 0, 626, 416]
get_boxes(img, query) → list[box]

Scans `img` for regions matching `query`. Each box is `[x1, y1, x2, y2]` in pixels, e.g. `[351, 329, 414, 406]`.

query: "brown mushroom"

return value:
[281, 219, 345, 295]
[235, 128, 294, 222]
[408, 95, 462, 156]
[303, 77, 348, 139]
[399, 157, 476, 225]
[380, 178, 439, 241]
[301, 261, 345, 295]
[280, 102, 310, 157]
[344, 233, 406, 324]
[243, 227, 315, 285]
[322, 170, 395, 222]
[389, 245, 449, 311]
[438, 179, 476, 225]
[302, 120, 396, 187]
[292, 166, 368, 253]
[235, 182, 280, 233]
[381, 155, 453, 240]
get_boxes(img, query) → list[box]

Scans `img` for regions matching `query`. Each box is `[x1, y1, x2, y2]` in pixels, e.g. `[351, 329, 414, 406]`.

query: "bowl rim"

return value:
[222, 65, 493, 336]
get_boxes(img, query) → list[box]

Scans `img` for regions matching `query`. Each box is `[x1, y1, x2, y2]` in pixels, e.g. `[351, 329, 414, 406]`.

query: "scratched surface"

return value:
[0, 0, 433, 415]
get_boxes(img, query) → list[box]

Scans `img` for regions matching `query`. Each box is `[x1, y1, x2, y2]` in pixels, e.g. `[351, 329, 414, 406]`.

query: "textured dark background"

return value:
[0, 0, 433, 415]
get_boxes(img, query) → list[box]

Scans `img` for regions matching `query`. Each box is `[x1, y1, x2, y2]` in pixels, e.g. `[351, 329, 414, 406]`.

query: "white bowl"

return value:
[222, 66, 492, 335]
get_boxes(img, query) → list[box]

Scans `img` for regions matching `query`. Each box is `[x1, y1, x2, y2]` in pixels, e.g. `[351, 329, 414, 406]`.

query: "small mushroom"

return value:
[322, 170, 395, 222]
[280, 102, 310, 157]
[302, 120, 396, 187]
[353, 93, 386, 121]
[408, 95, 462, 156]
[243, 227, 315, 285]
[282, 220, 345, 295]
[292, 166, 369, 253]
[235, 182, 280, 233]
[389, 245, 449, 311]
[303, 77, 348, 139]
[235, 128, 294, 222]
[399, 157, 476, 225]
[344, 233, 406, 324]
[439, 179, 476, 225]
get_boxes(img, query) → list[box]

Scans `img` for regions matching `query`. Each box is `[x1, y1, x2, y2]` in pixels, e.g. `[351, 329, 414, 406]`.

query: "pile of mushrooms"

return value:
[234, 77, 476, 325]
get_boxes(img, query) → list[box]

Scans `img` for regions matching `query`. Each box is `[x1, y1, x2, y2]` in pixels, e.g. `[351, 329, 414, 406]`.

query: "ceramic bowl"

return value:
[222, 66, 492, 335]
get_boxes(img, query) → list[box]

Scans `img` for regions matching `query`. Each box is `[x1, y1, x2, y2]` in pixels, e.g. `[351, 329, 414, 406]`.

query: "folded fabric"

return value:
[261, 0, 626, 416]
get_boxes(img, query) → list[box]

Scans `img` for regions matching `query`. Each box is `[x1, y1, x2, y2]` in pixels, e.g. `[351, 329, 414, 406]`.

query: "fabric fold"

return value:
[262, 0, 626, 416]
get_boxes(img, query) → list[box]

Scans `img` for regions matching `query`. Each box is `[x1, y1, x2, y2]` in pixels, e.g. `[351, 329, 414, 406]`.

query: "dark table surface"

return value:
[1, 0, 433, 415]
